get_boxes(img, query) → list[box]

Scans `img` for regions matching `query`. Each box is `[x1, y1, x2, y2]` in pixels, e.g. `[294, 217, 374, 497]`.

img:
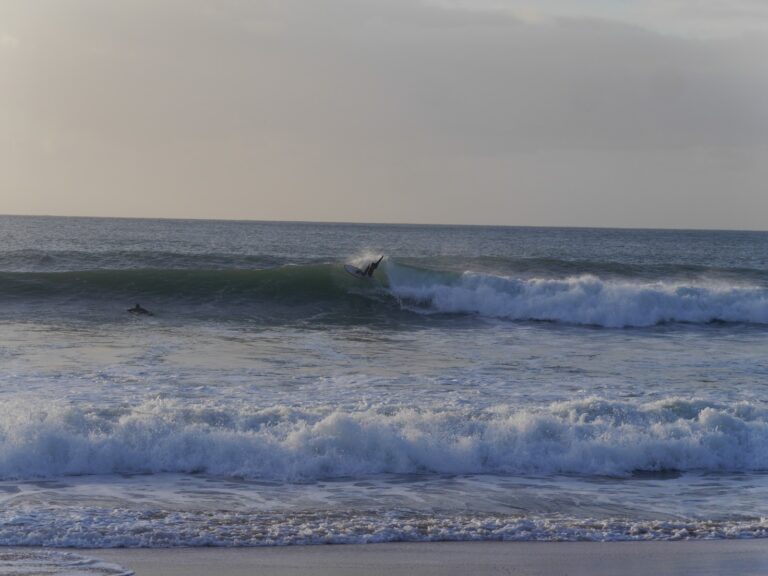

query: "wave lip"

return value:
[387, 267, 768, 327]
[1, 397, 768, 481]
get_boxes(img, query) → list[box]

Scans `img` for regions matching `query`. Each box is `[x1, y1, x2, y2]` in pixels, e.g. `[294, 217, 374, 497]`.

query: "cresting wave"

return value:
[1, 397, 767, 480]
[387, 265, 768, 327]
[2, 260, 768, 326]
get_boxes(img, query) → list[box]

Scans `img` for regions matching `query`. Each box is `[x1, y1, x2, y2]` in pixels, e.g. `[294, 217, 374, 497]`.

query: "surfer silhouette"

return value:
[127, 303, 153, 316]
[363, 256, 384, 278]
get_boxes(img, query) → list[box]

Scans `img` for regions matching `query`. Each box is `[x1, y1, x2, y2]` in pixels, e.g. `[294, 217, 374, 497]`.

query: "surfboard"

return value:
[344, 264, 367, 279]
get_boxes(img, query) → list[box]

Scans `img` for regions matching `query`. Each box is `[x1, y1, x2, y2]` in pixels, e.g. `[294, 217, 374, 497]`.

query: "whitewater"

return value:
[1, 215, 768, 549]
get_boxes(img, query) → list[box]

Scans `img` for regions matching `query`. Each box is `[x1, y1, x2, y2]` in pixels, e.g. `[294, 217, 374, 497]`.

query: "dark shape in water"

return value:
[127, 303, 153, 316]
[363, 255, 384, 278]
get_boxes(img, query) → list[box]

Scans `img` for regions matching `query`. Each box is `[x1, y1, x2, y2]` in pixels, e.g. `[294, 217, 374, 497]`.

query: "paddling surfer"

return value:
[127, 303, 153, 316]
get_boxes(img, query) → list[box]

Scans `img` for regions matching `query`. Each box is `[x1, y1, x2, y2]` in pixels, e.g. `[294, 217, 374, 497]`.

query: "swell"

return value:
[2, 261, 768, 326]
[3, 249, 768, 281]
[0, 249, 292, 272]
[1, 397, 767, 480]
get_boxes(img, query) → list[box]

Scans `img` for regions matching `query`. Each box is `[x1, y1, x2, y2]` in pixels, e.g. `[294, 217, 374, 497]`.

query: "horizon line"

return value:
[1, 212, 766, 234]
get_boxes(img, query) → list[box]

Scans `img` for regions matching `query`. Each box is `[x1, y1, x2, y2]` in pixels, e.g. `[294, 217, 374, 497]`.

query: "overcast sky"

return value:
[1, 0, 767, 228]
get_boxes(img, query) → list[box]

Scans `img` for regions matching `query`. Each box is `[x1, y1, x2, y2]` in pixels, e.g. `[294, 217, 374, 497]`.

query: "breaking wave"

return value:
[386, 265, 768, 327]
[1, 397, 767, 481]
[1, 259, 768, 326]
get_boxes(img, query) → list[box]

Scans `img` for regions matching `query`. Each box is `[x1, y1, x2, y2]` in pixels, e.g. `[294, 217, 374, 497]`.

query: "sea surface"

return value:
[1, 215, 768, 553]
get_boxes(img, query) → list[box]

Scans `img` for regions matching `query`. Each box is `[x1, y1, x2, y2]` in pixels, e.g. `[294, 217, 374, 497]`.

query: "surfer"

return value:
[127, 303, 153, 316]
[363, 256, 384, 277]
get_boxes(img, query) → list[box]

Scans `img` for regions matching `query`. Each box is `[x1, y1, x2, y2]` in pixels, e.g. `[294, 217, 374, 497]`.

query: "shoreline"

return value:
[80, 540, 768, 576]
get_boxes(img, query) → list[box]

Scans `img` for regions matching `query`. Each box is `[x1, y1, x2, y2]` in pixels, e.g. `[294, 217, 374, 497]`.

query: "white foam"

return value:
[1, 397, 767, 480]
[0, 507, 766, 547]
[0, 550, 132, 575]
[385, 266, 768, 327]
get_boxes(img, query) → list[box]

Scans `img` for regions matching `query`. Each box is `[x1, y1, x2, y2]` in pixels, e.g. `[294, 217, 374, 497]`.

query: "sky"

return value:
[1, 0, 767, 229]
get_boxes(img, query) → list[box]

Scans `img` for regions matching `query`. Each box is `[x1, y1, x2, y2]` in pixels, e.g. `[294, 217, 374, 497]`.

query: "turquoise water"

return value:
[1, 215, 768, 545]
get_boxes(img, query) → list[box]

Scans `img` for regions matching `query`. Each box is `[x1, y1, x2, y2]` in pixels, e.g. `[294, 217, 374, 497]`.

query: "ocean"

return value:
[1, 215, 768, 553]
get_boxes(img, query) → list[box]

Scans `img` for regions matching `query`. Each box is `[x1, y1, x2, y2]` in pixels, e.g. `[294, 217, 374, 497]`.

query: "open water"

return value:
[1, 215, 768, 551]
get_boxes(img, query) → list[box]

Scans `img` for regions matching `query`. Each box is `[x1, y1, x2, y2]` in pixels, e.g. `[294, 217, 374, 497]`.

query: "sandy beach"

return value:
[85, 540, 768, 576]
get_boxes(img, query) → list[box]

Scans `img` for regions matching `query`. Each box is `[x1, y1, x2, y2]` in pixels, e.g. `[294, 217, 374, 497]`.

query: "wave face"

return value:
[1, 218, 768, 326]
[1, 398, 767, 480]
[0, 265, 384, 324]
[0, 266, 347, 303]
[2, 260, 768, 327]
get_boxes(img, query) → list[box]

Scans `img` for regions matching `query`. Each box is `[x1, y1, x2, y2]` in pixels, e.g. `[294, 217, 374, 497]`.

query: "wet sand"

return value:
[86, 540, 768, 576]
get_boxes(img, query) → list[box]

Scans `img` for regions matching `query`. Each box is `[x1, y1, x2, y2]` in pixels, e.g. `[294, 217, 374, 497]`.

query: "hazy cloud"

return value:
[1, 0, 766, 228]
[427, 0, 768, 37]
[0, 33, 19, 49]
